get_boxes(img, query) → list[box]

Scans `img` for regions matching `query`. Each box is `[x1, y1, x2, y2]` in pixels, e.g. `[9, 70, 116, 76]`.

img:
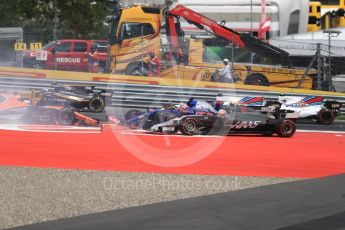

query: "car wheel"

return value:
[98, 63, 106, 73]
[276, 120, 296, 137]
[57, 108, 75, 126]
[89, 97, 105, 112]
[317, 109, 335, 125]
[180, 118, 199, 135]
[32, 62, 44, 69]
[125, 109, 142, 121]
[157, 111, 177, 122]
[125, 110, 145, 129]
[156, 111, 178, 134]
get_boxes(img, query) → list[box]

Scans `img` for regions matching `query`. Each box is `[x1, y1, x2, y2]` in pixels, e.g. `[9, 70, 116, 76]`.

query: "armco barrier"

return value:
[0, 66, 344, 112]
[0, 76, 345, 114]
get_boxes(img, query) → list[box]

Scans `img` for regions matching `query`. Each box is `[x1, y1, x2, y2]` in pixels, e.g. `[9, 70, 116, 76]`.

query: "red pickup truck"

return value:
[23, 39, 108, 73]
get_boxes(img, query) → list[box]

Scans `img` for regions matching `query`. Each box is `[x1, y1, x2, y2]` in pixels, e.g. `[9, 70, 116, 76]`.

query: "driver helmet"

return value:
[223, 58, 229, 64]
[187, 98, 197, 107]
[218, 109, 226, 116]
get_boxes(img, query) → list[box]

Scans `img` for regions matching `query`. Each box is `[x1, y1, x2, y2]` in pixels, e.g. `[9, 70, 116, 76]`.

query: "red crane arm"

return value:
[167, 5, 245, 48]
[164, 4, 289, 61]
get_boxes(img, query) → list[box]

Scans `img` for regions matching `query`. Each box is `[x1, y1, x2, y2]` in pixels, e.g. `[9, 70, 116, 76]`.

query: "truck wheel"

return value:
[317, 109, 335, 125]
[245, 74, 269, 86]
[89, 97, 105, 112]
[125, 62, 148, 76]
[180, 118, 199, 135]
[57, 108, 75, 126]
[276, 120, 296, 137]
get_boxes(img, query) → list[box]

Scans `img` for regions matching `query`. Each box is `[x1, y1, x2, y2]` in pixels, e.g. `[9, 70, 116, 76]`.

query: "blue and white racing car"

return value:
[217, 95, 342, 125]
[125, 99, 215, 130]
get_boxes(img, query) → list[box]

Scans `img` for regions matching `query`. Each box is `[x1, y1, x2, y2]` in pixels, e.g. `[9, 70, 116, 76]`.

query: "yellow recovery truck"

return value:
[108, 4, 314, 89]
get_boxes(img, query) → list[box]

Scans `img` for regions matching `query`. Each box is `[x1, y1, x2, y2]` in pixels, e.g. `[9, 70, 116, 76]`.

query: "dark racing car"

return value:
[0, 93, 99, 126]
[153, 101, 298, 137]
[18, 84, 113, 113]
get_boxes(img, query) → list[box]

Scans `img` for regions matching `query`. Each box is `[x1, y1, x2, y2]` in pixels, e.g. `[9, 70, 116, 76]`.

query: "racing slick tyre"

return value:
[88, 97, 105, 113]
[57, 108, 75, 126]
[180, 118, 199, 136]
[154, 110, 177, 122]
[276, 120, 296, 138]
[317, 109, 335, 125]
[244, 74, 269, 86]
[125, 109, 143, 129]
[154, 111, 178, 134]
[125, 109, 142, 121]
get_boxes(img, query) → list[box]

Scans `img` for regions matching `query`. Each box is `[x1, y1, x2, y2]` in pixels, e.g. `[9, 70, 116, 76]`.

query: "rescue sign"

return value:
[56, 57, 81, 63]
[14, 43, 26, 51]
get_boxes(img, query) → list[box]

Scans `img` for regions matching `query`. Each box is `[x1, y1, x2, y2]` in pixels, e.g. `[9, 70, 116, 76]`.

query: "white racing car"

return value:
[277, 95, 342, 125]
[216, 95, 342, 125]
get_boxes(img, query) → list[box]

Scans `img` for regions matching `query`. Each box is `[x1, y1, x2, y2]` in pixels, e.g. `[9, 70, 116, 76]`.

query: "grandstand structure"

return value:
[271, 28, 345, 56]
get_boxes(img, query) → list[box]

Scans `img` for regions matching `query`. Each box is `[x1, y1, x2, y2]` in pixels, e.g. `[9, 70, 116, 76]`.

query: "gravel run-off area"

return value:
[0, 166, 300, 229]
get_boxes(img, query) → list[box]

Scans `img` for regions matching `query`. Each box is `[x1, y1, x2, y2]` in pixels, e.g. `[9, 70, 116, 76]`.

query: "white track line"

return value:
[297, 130, 345, 134]
[121, 131, 223, 138]
[0, 124, 101, 133]
[121, 129, 345, 137]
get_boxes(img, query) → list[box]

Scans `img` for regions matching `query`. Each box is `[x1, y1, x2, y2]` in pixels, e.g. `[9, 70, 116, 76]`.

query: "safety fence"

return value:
[0, 76, 344, 113]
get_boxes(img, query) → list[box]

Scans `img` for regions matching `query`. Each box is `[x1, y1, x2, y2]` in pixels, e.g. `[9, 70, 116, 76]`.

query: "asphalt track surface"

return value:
[9, 174, 345, 230]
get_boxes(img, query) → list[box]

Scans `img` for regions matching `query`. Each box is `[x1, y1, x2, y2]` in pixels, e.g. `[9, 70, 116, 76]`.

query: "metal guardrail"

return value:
[0, 76, 344, 113]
